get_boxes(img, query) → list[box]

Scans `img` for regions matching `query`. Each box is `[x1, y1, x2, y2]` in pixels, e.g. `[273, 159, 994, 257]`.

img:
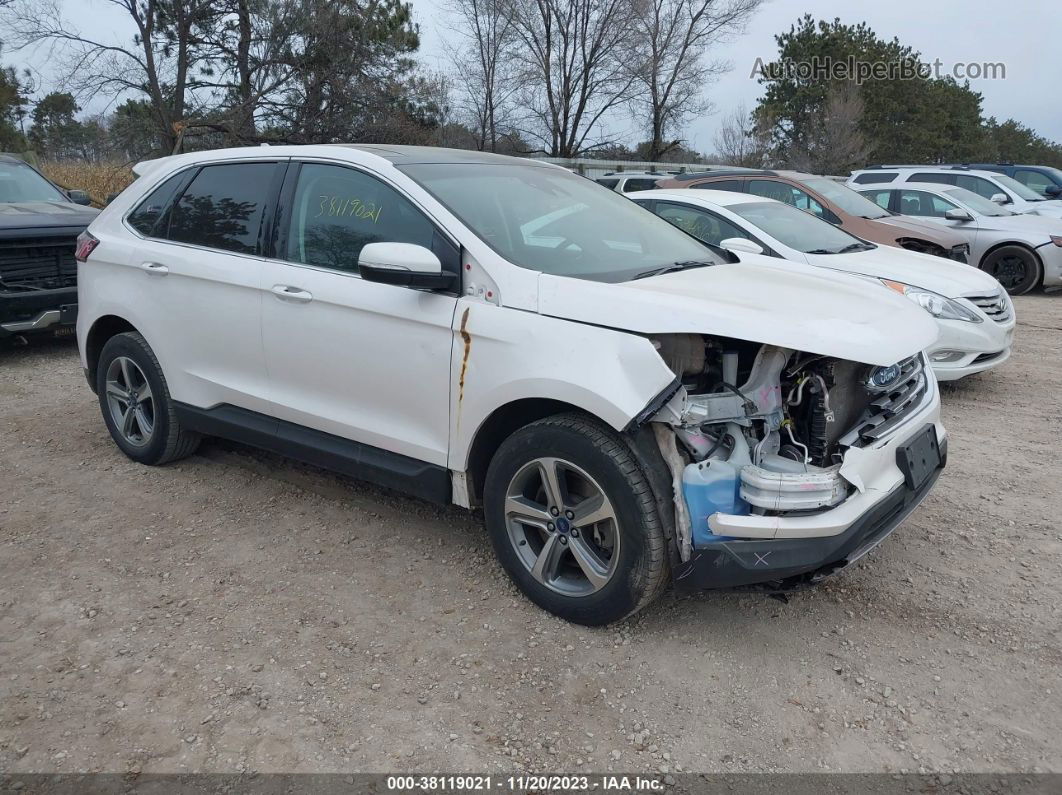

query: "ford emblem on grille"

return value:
[866, 363, 903, 392]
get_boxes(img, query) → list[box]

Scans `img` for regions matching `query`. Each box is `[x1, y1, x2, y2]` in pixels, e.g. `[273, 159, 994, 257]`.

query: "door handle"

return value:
[271, 284, 313, 303]
[141, 262, 169, 275]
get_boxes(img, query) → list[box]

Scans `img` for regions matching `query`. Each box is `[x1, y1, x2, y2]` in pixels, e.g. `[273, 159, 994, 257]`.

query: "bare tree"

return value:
[784, 81, 870, 175]
[444, 0, 520, 151]
[712, 102, 769, 167]
[506, 0, 636, 157]
[2, 0, 218, 154]
[629, 0, 760, 162]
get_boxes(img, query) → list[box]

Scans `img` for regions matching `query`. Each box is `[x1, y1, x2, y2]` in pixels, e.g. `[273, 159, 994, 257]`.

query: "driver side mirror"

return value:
[990, 193, 1010, 205]
[358, 242, 457, 290]
[1045, 185, 1062, 198]
[719, 237, 764, 255]
[944, 208, 973, 222]
[67, 189, 92, 206]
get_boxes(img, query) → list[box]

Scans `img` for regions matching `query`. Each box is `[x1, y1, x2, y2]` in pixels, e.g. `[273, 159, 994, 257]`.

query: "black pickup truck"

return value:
[0, 154, 99, 341]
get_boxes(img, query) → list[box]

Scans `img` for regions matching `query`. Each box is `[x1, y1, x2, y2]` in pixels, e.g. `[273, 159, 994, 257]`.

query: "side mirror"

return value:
[358, 242, 456, 290]
[990, 193, 1010, 205]
[1045, 185, 1062, 198]
[719, 237, 764, 255]
[67, 189, 92, 206]
[944, 208, 973, 222]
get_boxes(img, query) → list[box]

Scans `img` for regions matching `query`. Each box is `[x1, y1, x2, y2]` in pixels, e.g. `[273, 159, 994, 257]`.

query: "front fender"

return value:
[447, 300, 675, 471]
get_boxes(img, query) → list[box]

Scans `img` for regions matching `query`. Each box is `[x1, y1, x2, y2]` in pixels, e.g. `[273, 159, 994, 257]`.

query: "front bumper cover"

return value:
[672, 436, 946, 593]
[0, 286, 78, 337]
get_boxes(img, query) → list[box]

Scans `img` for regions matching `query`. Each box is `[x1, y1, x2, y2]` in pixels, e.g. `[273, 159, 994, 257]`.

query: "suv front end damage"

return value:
[646, 334, 946, 591]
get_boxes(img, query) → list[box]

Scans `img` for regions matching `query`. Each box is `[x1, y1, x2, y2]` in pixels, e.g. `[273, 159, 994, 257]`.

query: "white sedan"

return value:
[633, 189, 1015, 381]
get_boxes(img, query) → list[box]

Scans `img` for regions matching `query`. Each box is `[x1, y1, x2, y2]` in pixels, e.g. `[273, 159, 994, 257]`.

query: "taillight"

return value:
[75, 231, 99, 262]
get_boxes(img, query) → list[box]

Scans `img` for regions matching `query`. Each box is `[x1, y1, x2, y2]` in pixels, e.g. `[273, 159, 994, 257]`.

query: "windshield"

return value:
[398, 163, 718, 282]
[729, 201, 872, 254]
[0, 160, 67, 203]
[802, 177, 891, 219]
[993, 173, 1045, 202]
[943, 187, 1014, 217]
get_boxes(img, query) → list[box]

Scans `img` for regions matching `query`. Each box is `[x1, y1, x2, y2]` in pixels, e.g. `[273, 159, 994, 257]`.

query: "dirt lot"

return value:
[1, 294, 1061, 776]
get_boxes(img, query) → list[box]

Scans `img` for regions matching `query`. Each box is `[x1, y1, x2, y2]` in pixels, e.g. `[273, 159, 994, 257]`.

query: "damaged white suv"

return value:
[76, 146, 947, 625]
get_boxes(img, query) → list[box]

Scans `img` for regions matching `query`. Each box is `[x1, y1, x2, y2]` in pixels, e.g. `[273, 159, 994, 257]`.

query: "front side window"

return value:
[399, 162, 717, 282]
[0, 160, 68, 203]
[897, 190, 958, 218]
[1014, 169, 1052, 195]
[168, 163, 278, 254]
[728, 200, 870, 255]
[943, 187, 1014, 217]
[800, 177, 889, 220]
[285, 163, 436, 272]
[990, 173, 1044, 201]
[654, 202, 749, 247]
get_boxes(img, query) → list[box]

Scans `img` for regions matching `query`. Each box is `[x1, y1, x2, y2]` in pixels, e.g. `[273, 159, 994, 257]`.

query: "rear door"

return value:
[130, 160, 284, 414]
[260, 160, 460, 467]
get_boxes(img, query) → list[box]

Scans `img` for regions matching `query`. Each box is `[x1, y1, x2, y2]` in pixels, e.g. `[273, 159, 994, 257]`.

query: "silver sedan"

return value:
[857, 182, 1062, 295]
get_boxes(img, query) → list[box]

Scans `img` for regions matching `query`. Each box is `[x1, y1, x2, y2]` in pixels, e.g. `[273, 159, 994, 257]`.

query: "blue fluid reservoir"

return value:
[682, 459, 750, 546]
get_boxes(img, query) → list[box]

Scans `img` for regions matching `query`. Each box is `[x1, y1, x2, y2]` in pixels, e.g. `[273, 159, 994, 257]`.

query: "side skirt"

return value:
[173, 402, 452, 505]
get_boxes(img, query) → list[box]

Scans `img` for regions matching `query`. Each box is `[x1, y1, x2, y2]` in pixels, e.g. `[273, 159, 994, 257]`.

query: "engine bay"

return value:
[649, 333, 928, 558]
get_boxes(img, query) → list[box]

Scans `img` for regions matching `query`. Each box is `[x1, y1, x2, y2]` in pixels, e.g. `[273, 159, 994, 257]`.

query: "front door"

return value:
[261, 161, 460, 467]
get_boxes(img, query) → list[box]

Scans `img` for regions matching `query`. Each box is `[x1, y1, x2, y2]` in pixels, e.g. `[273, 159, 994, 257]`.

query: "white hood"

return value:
[805, 245, 1002, 299]
[973, 211, 1062, 239]
[1021, 200, 1062, 218]
[537, 255, 939, 367]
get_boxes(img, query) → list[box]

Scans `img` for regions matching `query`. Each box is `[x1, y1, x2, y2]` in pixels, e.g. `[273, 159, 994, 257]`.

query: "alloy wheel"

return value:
[503, 457, 621, 596]
[105, 356, 155, 447]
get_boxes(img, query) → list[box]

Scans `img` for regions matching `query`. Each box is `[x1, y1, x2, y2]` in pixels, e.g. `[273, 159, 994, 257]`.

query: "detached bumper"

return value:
[0, 286, 78, 338]
[672, 437, 946, 593]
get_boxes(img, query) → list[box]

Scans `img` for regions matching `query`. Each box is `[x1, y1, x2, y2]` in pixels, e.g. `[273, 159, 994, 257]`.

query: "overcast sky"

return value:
[6, 0, 1060, 155]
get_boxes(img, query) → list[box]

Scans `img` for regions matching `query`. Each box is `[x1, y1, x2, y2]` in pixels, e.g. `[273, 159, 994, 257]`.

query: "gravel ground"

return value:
[1, 294, 1060, 776]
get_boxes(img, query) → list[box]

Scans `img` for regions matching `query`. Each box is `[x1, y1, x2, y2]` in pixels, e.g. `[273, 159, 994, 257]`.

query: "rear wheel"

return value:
[96, 332, 201, 465]
[980, 245, 1041, 295]
[483, 414, 668, 625]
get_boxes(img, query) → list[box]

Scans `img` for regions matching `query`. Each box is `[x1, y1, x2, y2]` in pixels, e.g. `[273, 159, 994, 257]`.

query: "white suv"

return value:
[76, 145, 946, 625]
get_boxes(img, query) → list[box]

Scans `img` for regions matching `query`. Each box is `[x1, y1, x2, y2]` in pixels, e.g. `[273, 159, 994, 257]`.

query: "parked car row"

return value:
[71, 145, 951, 625]
[598, 162, 1062, 298]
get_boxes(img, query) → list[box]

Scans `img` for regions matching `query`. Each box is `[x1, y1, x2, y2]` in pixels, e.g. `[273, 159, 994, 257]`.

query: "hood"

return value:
[0, 201, 99, 231]
[872, 214, 966, 247]
[1020, 200, 1062, 219]
[536, 255, 939, 367]
[805, 245, 1001, 298]
[970, 211, 1062, 239]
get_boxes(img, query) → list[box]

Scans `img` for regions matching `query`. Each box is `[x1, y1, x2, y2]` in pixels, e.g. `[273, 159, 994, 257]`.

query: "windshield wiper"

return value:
[632, 260, 718, 280]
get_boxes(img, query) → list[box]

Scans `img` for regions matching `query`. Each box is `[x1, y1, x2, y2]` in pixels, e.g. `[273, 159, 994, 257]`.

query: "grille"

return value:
[964, 290, 1011, 323]
[0, 235, 78, 290]
[840, 354, 929, 447]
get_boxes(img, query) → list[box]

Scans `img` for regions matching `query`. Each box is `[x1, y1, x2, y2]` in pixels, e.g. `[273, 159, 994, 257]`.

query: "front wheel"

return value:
[483, 414, 668, 625]
[980, 245, 1041, 295]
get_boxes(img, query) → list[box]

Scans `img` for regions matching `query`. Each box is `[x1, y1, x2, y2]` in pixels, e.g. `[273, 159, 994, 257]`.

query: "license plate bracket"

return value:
[896, 424, 941, 491]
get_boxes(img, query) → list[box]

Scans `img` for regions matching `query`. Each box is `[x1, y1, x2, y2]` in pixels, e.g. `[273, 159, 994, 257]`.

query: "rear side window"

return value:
[622, 178, 658, 193]
[692, 179, 743, 191]
[127, 172, 189, 237]
[853, 172, 897, 184]
[168, 163, 278, 254]
[911, 172, 957, 186]
[596, 178, 619, 189]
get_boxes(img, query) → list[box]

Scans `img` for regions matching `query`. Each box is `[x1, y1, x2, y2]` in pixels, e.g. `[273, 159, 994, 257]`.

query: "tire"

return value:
[979, 245, 1042, 296]
[96, 331, 201, 465]
[483, 413, 668, 625]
